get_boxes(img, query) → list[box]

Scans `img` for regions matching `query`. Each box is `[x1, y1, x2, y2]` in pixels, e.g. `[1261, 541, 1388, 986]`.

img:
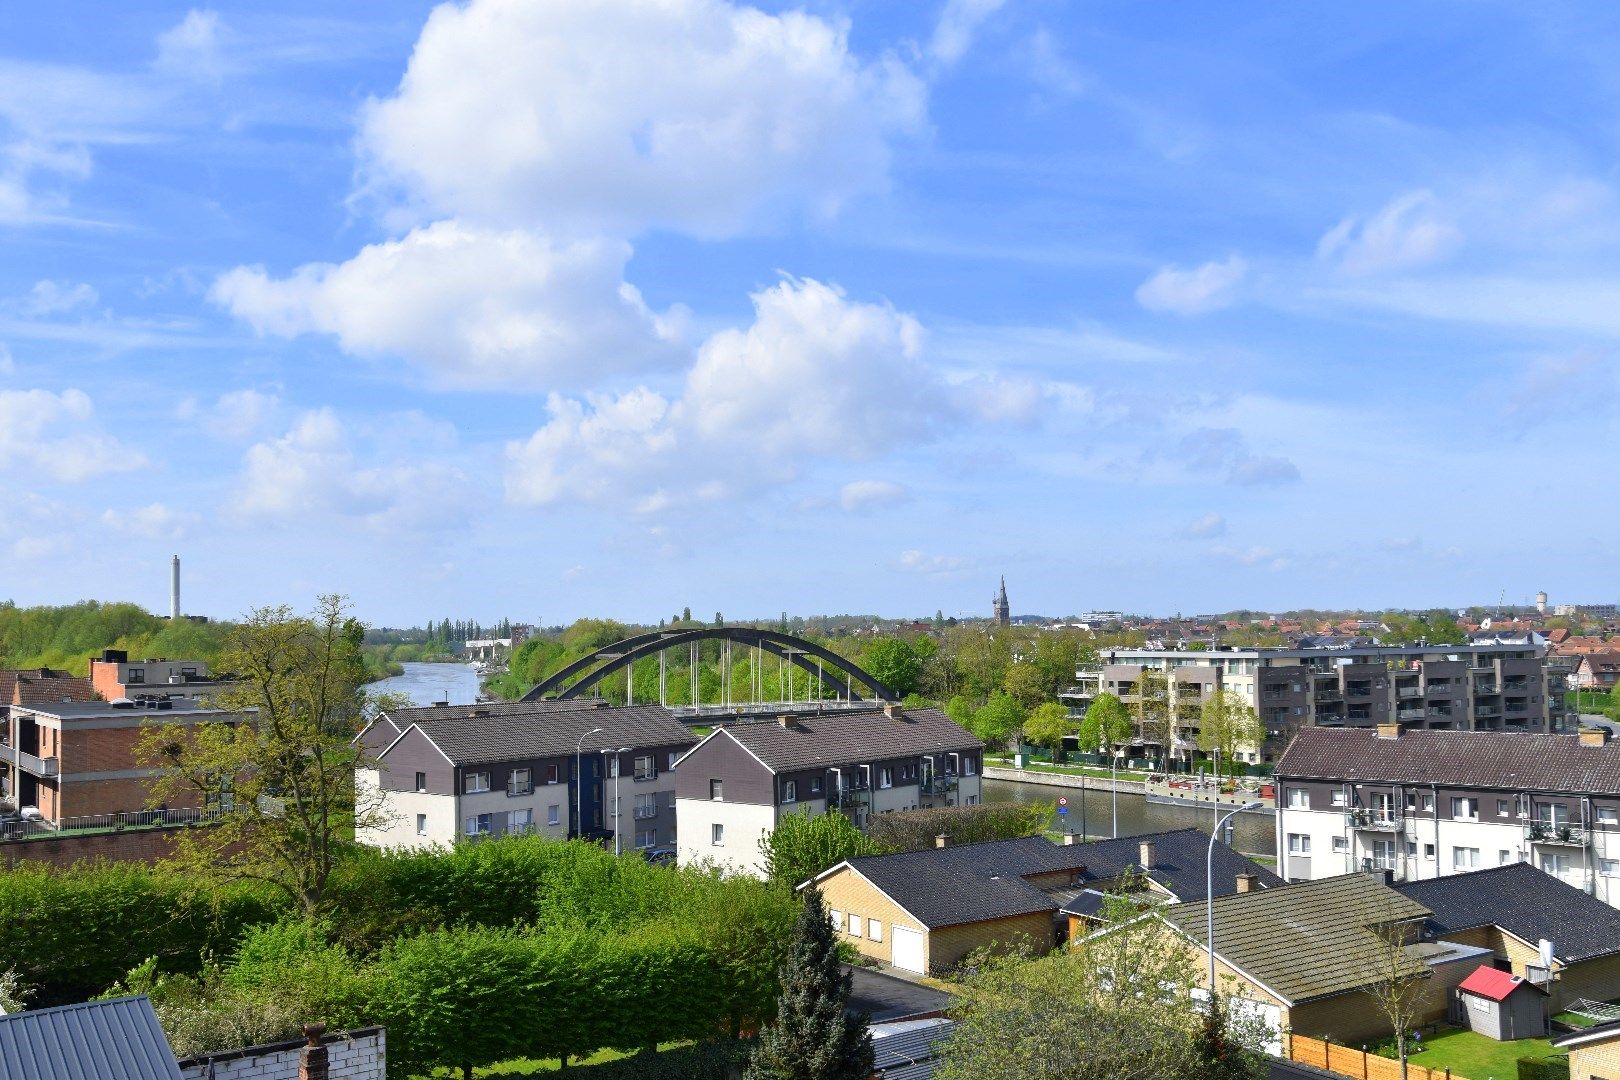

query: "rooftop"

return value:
[1275, 726, 1620, 793]
[0, 669, 95, 707]
[1058, 827, 1284, 905]
[1396, 862, 1620, 964]
[846, 966, 954, 1023]
[0, 994, 182, 1080]
[707, 707, 981, 773]
[11, 697, 231, 720]
[1457, 964, 1542, 1002]
[395, 704, 697, 766]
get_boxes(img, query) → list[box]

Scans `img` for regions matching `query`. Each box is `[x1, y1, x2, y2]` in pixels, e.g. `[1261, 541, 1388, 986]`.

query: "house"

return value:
[88, 650, 231, 703]
[1273, 724, 1620, 905]
[1454, 964, 1548, 1040]
[673, 706, 983, 877]
[1395, 861, 1620, 1010]
[0, 668, 95, 807]
[356, 702, 696, 851]
[1553, 1017, 1620, 1079]
[1135, 872, 1492, 1050]
[1574, 653, 1620, 692]
[0, 995, 182, 1080]
[808, 828, 1278, 976]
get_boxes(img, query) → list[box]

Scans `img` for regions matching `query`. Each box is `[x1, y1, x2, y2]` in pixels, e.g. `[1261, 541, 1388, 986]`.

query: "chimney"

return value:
[170, 555, 181, 621]
[1235, 873, 1258, 894]
[1138, 839, 1156, 871]
[1375, 722, 1401, 740]
[777, 714, 795, 729]
[1580, 727, 1611, 747]
[883, 701, 896, 717]
[298, 1024, 328, 1080]
[935, 833, 950, 849]
[1062, 831, 1079, 846]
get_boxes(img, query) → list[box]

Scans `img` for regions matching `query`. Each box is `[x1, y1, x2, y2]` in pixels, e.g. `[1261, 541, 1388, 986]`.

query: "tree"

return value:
[715, 612, 725, 627]
[1002, 662, 1047, 709]
[861, 637, 921, 699]
[1354, 895, 1431, 1079]
[970, 691, 1026, 749]
[746, 886, 874, 1080]
[137, 596, 390, 917]
[1132, 669, 1172, 768]
[943, 695, 974, 730]
[760, 809, 883, 890]
[865, 802, 1051, 853]
[1023, 702, 1074, 754]
[1078, 693, 1133, 756]
[1197, 690, 1265, 780]
[682, 606, 692, 623]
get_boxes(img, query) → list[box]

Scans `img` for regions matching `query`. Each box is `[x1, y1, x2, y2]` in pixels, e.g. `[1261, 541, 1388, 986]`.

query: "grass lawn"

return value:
[415, 1043, 693, 1077]
[1376, 1025, 1565, 1080]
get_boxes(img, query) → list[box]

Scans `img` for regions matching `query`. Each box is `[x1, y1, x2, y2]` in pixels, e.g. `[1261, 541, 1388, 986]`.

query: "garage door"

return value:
[891, 926, 926, 974]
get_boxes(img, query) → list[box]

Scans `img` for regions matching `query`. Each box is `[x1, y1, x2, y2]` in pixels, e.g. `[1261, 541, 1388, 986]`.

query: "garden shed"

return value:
[1455, 964, 1548, 1041]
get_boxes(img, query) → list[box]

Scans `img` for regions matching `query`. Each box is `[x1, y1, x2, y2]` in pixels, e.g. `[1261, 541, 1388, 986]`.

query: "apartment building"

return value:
[1, 696, 246, 822]
[1072, 639, 1560, 765]
[1274, 725, 1620, 908]
[356, 702, 696, 851]
[88, 650, 232, 703]
[673, 705, 984, 877]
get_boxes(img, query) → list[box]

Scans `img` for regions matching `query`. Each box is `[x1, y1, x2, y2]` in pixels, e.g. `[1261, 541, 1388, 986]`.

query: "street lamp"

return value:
[575, 727, 602, 839]
[1207, 801, 1264, 1014]
[601, 747, 632, 855]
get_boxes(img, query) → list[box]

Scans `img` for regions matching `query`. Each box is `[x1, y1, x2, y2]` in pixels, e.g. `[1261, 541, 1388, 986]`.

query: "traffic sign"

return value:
[1057, 806, 1068, 815]
[1058, 796, 1068, 806]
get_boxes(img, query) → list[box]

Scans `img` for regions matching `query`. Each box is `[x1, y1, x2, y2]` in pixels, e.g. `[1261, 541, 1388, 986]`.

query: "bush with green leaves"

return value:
[864, 801, 1053, 852]
[759, 807, 884, 889]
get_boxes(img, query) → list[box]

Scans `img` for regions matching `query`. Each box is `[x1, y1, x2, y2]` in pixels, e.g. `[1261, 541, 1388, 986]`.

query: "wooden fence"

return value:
[1287, 1033, 1453, 1080]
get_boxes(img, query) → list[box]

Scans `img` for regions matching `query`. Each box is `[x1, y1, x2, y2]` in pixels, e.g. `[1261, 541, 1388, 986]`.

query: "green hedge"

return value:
[1517, 1056, 1570, 1080]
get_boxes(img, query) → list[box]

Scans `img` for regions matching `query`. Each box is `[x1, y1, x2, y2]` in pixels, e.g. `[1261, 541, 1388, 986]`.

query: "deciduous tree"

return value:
[1197, 690, 1265, 779]
[860, 637, 921, 699]
[760, 809, 883, 890]
[1078, 692, 1133, 756]
[1023, 702, 1075, 754]
[970, 691, 1026, 749]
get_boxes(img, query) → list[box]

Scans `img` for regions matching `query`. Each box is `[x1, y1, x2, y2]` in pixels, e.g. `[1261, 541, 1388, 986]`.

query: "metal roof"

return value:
[0, 995, 182, 1080]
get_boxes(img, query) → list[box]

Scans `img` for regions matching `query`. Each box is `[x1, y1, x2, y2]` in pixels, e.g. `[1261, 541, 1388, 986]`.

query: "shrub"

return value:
[865, 802, 1053, 852]
[1517, 1057, 1571, 1080]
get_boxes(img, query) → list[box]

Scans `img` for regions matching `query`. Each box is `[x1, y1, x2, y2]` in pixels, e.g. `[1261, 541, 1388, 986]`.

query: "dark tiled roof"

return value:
[0, 995, 182, 1080]
[402, 704, 697, 766]
[1396, 862, 1620, 964]
[718, 708, 981, 773]
[1275, 727, 1620, 793]
[1061, 827, 1284, 904]
[846, 967, 954, 1022]
[12, 672, 96, 705]
[380, 698, 616, 725]
[1159, 873, 1431, 1005]
[832, 836, 1090, 929]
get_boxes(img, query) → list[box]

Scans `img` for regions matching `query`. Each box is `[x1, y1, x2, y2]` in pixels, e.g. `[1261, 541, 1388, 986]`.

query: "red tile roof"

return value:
[1458, 964, 1541, 1002]
[0, 669, 96, 706]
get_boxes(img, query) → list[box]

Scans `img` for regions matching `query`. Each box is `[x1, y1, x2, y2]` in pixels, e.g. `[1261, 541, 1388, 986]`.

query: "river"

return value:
[983, 777, 1277, 857]
[368, 662, 482, 707]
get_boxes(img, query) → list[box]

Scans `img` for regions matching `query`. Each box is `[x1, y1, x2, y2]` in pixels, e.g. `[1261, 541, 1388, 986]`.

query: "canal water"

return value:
[368, 662, 482, 707]
[983, 777, 1277, 857]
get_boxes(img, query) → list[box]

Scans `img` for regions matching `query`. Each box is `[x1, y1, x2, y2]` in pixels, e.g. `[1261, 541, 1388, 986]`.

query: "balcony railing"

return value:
[0, 744, 58, 778]
[1527, 822, 1585, 846]
[1397, 707, 1426, 720]
[1397, 686, 1424, 699]
[920, 775, 958, 795]
[1475, 683, 1500, 695]
[0, 806, 229, 842]
[1360, 856, 1400, 873]
[827, 787, 869, 809]
[1350, 808, 1402, 831]
[633, 804, 658, 820]
[1476, 706, 1502, 718]
[1426, 684, 1455, 695]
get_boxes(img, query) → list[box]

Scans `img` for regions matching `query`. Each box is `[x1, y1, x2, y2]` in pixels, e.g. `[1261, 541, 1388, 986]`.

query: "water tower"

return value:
[1536, 590, 1548, 615]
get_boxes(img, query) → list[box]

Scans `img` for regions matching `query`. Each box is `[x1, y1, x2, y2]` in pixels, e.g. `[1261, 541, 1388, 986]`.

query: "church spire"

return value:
[993, 576, 1010, 626]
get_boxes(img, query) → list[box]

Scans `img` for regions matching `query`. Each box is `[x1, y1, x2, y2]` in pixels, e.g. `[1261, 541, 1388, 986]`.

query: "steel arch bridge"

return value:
[519, 627, 897, 705]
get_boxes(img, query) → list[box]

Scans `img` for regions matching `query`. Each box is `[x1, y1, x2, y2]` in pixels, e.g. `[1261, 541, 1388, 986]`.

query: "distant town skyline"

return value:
[3, 2, 1619, 625]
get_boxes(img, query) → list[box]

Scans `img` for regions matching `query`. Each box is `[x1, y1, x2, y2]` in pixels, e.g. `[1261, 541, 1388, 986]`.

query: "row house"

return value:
[356, 701, 696, 851]
[1274, 725, 1620, 907]
[674, 705, 984, 877]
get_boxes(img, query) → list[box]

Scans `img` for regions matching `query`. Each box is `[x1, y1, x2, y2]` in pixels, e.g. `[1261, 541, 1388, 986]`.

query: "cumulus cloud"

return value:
[212, 222, 683, 389]
[21, 279, 98, 315]
[928, 0, 1009, 65]
[839, 479, 909, 513]
[0, 388, 144, 481]
[1317, 190, 1461, 275]
[1186, 512, 1227, 538]
[189, 388, 280, 440]
[153, 10, 227, 82]
[1176, 428, 1301, 487]
[356, 0, 925, 237]
[102, 502, 199, 540]
[1135, 256, 1247, 315]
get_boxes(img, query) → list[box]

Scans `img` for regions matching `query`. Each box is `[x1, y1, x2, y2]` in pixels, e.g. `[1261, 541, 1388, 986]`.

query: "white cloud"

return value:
[929, 0, 1009, 66]
[154, 10, 228, 82]
[1135, 256, 1247, 315]
[232, 409, 473, 529]
[196, 388, 281, 440]
[355, 0, 924, 237]
[0, 388, 144, 481]
[21, 279, 98, 315]
[898, 549, 970, 577]
[1187, 512, 1226, 538]
[212, 221, 683, 389]
[1176, 428, 1300, 487]
[1317, 190, 1461, 275]
[102, 502, 199, 540]
[839, 479, 909, 513]
[1212, 544, 1291, 572]
[504, 388, 682, 510]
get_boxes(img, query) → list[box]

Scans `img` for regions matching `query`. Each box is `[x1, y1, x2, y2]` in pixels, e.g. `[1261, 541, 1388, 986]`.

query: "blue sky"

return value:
[2, 1, 1618, 626]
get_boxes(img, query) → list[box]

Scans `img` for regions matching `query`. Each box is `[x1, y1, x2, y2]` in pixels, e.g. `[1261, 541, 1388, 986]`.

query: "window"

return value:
[711, 823, 724, 846]
[1497, 800, 1511, 817]
[508, 768, 533, 796]
[1541, 852, 1573, 875]
[1405, 841, 1417, 856]
[1331, 836, 1348, 853]
[465, 772, 490, 794]
[1330, 790, 1347, 807]
[546, 805, 560, 826]
[782, 780, 797, 804]
[1424, 843, 1436, 859]
[867, 918, 883, 942]
[416, 813, 427, 836]
[544, 764, 560, 785]
[1600, 807, 1619, 826]
[830, 908, 843, 928]
[606, 756, 620, 778]
[509, 809, 533, 833]
[848, 912, 861, 935]
[668, 751, 679, 770]
[879, 767, 893, 789]
[635, 793, 657, 819]
[636, 829, 657, 849]
[1286, 788, 1310, 809]
[1536, 803, 1571, 828]
[465, 813, 491, 836]
[415, 771, 427, 792]
[810, 776, 822, 794]
[611, 796, 619, 819]
[634, 754, 656, 781]
[128, 668, 145, 684]
[966, 794, 979, 806]
[1499, 849, 1512, 865]
[1601, 859, 1619, 877]
[1287, 833, 1310, 854]
[710, 779, 724, 801]
[1452, 846, 1480, 869]
[963, 757, 977, 776]
[1450, 797, 1478, 820]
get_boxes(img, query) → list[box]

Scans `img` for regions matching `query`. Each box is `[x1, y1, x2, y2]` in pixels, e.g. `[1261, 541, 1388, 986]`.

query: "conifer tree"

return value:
[746, 887, 874, 1080]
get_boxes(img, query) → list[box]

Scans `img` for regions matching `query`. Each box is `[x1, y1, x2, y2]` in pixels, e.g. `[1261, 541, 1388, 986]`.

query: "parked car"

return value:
[642, 846, 677, 866]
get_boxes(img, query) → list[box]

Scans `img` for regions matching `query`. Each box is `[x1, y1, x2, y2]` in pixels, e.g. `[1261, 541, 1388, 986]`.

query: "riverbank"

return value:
[984, 765, 1276, 812]
[366, 661, 482, 707]
[982, 776, 1278, 856]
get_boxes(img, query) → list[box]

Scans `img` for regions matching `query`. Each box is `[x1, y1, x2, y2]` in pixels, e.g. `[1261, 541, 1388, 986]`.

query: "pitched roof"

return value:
[1059, 828, 1284, 904]
[1554, 1016, 1620, 1049]
[846, 967, 954, 1023]
[0, 669, 95, 707]
[717, 707, 981, 773]
[0, 995, 182, 1080]
[1457, 964, 1542, 1002]
[1275, 726, 1620, 793]
[396, 704, 697, 766]
[1158, 872, 1432, 1005]
[1395, 862, 1620, 964]
[380, 698, 617, 725]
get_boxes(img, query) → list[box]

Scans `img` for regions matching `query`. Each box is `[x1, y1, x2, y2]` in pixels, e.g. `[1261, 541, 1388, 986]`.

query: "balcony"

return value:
[1313, 690, 1342, 703]
[827, 786, 870, 809]
[1527, 822, 1585, 847]
[1474, 683, 1500, 696]
[1349, 808, 1403, 832]
[920, 775, 958, 795]
[1476, 705, 1502, 718]
[1360, 856, 1401, 874]
[1397, 686, 1424, 699]
[1426, 683, 1455, 696]
[1397, 706, 1426, 721]
[0, 744, 59, 778]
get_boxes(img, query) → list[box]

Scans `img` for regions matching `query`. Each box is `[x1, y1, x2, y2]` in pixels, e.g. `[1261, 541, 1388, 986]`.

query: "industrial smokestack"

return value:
[170, 555, 181, 620]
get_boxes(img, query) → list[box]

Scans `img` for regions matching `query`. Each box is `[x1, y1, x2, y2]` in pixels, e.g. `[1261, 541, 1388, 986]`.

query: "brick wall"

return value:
[1570, 1036, 1620, 1080]
[0, 823, 205, 868]
[178, 1028, 385, 1080]
[817, 865, 914, 968]
[927, 912, 1054, 974]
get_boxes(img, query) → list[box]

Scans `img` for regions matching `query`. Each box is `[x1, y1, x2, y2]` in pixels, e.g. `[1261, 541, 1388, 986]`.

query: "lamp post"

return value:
[1207, 800, 1264, 1014]
[602, 747, 631, 855]
[575, 727, 602, 839]
[1111, 749, 1118, 839]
